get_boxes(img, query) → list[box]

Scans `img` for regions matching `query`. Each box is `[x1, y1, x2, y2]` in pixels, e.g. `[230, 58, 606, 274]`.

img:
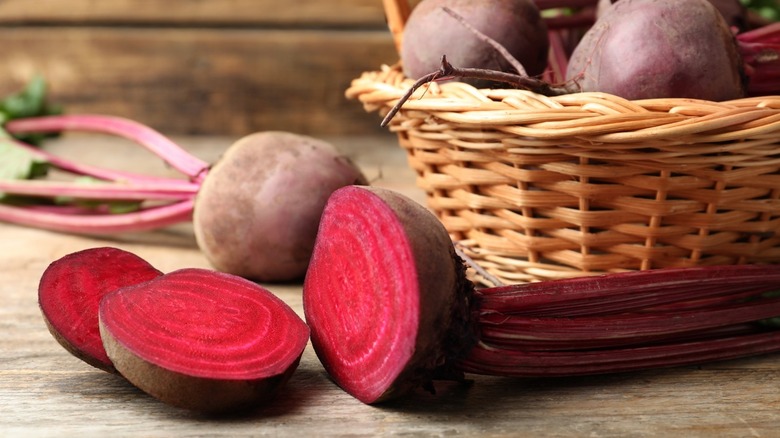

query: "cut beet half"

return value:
[38, 247, 163, 372]
[99, 268, 310, 413]
[302, 186, 476, 404]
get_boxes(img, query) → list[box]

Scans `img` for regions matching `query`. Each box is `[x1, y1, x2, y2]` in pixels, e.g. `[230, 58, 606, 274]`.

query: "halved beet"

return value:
[99, 268, 309, 413]
[38, 247, 163, 372]
[302, 186, 475, 404]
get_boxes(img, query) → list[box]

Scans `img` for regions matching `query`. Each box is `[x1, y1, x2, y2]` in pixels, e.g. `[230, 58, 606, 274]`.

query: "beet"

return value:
[303, 186, 780, 404]
[38, 247, 162, 372]
[302, 186, 473, 404]
[99, 268, 309, 413]
[193, 131, 368, 282]
[597, 0, 749, 30]
[567, 0, 747, 100]
[400, 0, 549, 81]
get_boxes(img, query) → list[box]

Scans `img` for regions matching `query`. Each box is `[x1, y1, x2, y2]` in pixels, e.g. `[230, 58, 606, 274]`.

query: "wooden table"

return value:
[2, 134, 779, 437]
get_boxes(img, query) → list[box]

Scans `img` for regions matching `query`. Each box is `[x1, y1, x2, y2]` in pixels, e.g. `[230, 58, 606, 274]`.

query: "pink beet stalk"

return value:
[6, 115, 210, 181]
[11, 138, 182, 184]
[0, 200, 195, 234]
[738, 21, 780, 95]
[0, 115, 210, 234]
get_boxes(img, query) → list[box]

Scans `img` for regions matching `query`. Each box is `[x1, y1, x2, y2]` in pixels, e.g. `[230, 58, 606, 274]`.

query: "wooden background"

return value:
[0, 0, 421, 137]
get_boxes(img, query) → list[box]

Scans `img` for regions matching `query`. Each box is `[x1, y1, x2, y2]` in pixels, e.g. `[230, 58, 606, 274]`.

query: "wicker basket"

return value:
[348, 1, 780, 285]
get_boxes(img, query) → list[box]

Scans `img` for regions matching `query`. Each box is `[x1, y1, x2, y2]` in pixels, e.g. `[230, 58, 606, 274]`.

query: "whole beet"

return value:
[401, 0, 549, 81]
[193, 132, 367, 282]
[568, 0, 746, 101]
[597, 0, 748, 30]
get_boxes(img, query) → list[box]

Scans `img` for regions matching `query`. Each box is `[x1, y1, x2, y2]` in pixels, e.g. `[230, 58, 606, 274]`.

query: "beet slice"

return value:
[99, 268, 310, 413]
[38, 247, 163, 372]
[302, 186, 475, 404]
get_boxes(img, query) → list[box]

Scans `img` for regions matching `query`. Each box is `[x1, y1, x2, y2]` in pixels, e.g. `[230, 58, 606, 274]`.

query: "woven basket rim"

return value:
[347, 64, 780, 145]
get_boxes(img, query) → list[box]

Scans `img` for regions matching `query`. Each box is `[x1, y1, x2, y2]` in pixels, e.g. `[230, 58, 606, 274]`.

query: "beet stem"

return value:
[737, 22, 780, 95]
[481, 282, 774, 318]
[477, 265, 780, 316]
[5, 115, 210, 182]
[453, 244, 505, 287]
[483, 323, 761, 351]
[0, 114, 213, 233]
[0, 198, 194, 233]
[460, 329, 780, 377]
[462, 265, 780, 375]
[545, 30, 569, 84]
[380, 57, 572, 127]
[0, 179, 199, 201]
[738, 21, 780, 43]
[10, 136, 179, 184]
[479, 297, 780, 349]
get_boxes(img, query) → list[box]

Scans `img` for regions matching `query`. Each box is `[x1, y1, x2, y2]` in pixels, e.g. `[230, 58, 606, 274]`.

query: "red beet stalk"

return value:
[303, 186, 780, 404]
[738, 21, 780, 95]
[0, 114, 209, 233]
[461, 330, 780, 377]
[463, 265, 780, 377]
[472, 269, 780, 374]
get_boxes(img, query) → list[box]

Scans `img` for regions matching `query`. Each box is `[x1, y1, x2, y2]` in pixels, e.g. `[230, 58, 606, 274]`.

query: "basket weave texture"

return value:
[347, 64, 780, 284]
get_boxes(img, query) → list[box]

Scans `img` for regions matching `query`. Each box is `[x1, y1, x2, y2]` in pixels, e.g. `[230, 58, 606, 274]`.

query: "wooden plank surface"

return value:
[0, 0, 421, 27]
[0, 1, 416, 137]
[0, 27, 398, 137]
[2, 134, 780, 437]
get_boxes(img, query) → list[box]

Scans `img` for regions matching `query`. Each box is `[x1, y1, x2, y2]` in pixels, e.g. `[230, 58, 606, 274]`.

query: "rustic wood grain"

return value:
[0, 0, 422, 27]
[1, 135, 780, 437]
[0, 1, 420, 137]
[0, 27, 398, 137]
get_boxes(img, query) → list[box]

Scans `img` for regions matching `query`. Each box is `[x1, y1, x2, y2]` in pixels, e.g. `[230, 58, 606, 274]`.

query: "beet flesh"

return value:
[38, 247, 163, 372]
[567, 0, 746, 100]
[99, 268, 309, 413]
[302, 186, 475, 404]
[401, 0, 549, 81]
[193, 131, 367, 283]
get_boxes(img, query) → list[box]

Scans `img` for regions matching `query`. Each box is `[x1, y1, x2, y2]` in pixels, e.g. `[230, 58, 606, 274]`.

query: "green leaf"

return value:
[54, 177, 142, 214]
[0, 76, 45, 119]
[105, 200, 143, 214]
[0, 132, 49, 182]
[742, 0, 780, 21]
[0, 75, 64, 146]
